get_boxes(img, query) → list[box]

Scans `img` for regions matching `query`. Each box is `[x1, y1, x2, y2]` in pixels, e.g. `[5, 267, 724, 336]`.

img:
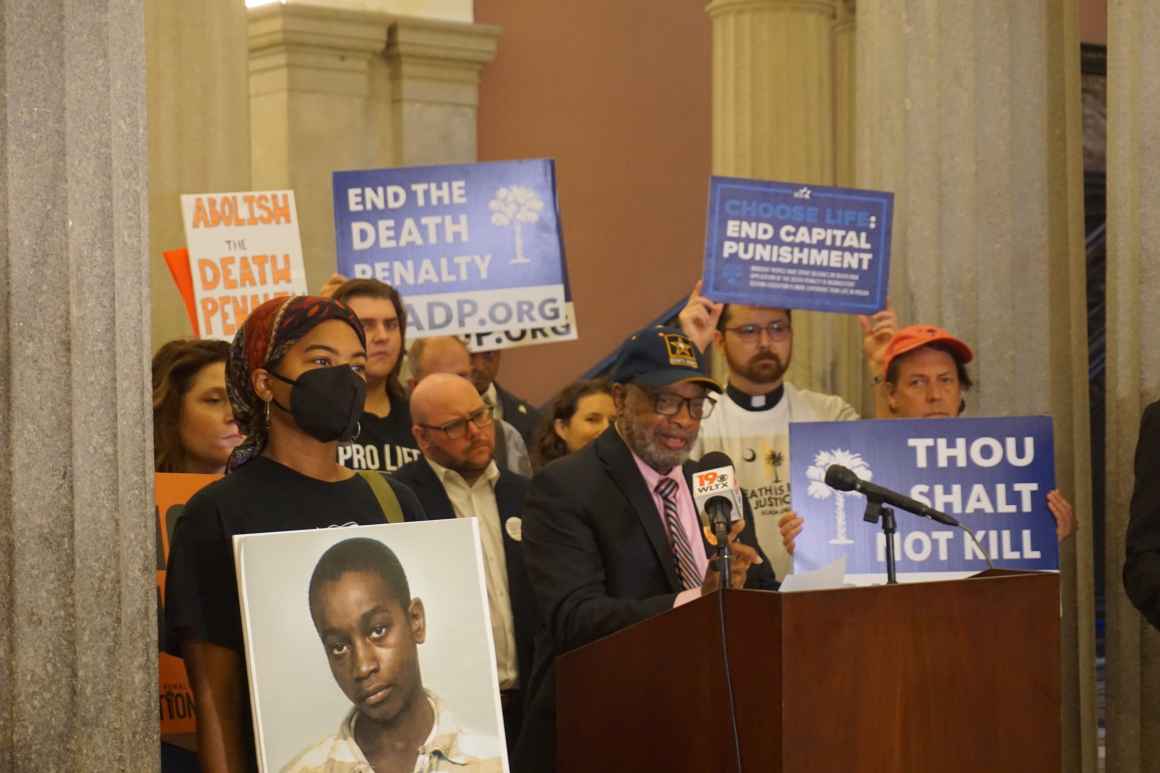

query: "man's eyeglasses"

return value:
[420, 405, 494, 439]
[643, 389, 715, 420]
[723, 321, 791, 343]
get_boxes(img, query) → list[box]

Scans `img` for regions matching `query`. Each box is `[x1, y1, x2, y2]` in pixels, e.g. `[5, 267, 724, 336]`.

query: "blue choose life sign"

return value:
[788, 416, 1059, 584]
[333, 159, 569, 339]
[702, 176, 894, 315]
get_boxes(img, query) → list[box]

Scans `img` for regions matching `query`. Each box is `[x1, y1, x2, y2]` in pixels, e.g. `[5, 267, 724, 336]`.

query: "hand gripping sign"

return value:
[333, 160, 570, 341]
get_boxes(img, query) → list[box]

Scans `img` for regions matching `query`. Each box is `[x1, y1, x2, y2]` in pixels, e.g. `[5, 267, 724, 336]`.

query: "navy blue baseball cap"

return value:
[609, 326, 721, 392]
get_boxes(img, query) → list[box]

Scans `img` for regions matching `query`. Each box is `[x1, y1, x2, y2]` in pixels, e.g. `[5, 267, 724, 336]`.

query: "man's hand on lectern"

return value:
[701, 519, 761, 594]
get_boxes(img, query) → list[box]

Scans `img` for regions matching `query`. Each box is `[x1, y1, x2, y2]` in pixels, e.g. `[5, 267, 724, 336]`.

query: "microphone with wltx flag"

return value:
[691, 451, 745, 588]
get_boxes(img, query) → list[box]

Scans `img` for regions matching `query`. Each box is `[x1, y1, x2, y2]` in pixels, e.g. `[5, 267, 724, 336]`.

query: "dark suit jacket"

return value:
[390, 458, 539, 699]
[1125, 401, 1160, 631]
[512, 427, 778, 773]
[496, 382, 542, 445]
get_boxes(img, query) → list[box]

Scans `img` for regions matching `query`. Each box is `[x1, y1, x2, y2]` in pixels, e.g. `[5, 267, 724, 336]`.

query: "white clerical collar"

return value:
[725, 382, 785, 412]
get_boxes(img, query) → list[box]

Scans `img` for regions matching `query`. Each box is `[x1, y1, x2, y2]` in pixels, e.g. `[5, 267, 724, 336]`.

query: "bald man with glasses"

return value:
[390, 373, 538, 755]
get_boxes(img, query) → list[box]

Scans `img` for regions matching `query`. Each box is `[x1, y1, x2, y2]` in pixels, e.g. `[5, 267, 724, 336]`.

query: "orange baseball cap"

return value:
[882, 325, 974, 375]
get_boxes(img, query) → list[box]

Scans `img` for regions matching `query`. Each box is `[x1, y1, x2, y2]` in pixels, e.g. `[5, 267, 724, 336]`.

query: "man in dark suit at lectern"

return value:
[512, 325, 779, 773]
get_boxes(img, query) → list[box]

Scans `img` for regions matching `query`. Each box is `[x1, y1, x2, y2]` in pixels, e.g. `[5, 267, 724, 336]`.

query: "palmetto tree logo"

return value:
[765, 450, 785, 483]
[806, 449, 873, 545]
[489, 186, 544, 264]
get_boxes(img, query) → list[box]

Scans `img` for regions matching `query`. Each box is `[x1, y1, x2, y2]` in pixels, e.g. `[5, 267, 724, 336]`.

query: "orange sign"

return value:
[156, 472, 220, 739]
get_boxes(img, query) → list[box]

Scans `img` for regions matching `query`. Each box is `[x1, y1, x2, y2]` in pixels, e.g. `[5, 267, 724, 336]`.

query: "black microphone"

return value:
[824, 464, 961, 527]
[691, 451, 742, 532]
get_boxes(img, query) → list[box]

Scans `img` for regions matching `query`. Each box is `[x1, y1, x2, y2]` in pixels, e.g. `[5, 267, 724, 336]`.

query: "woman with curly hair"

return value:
[163, 296, 426, 772]
[531, 379, 615, 469]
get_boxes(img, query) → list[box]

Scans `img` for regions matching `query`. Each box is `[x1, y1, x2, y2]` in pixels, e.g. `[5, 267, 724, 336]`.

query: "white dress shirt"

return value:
[425, 457, 519, 690]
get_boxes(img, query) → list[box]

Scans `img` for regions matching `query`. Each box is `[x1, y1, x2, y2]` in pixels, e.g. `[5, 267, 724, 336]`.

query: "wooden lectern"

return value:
[556, 571, 1059, 773]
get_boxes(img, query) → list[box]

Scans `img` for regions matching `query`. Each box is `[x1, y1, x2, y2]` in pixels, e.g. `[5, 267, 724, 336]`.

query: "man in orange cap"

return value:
[878, 324, 977, 418]
[779, 324, 1076, 552]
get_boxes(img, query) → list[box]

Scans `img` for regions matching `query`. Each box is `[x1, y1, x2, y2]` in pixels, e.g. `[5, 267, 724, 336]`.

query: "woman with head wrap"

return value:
[162, 296, 426, 772]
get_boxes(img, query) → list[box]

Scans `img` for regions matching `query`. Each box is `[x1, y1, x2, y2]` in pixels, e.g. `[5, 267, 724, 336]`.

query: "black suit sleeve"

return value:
[1125, 402, 1160, 631]
[522, 469, 675, 653]
[738, 490, 780, 591]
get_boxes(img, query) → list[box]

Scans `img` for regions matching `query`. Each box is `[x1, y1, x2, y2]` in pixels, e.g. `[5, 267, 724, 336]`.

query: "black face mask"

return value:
[268, 365, 366, 442]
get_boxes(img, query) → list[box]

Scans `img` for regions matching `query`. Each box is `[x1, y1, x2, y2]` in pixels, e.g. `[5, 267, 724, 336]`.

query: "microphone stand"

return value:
[862, 495, 898, 585]
[713, 517, 732, 590]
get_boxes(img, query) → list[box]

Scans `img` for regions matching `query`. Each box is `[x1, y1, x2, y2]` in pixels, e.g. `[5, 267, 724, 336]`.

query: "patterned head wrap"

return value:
[226, 295, 366, 472]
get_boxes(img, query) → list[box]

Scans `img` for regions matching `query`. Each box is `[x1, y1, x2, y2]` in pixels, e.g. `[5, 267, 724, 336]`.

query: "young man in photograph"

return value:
[285, 537, 503, 773]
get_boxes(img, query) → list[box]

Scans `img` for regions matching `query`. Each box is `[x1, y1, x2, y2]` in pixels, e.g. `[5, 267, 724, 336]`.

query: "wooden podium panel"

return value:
[557, 572, 1060, 773]
[556, 592, 743, 772]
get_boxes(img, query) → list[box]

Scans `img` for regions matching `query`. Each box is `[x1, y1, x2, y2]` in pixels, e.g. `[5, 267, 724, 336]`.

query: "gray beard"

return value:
[618, 416, 692, 473]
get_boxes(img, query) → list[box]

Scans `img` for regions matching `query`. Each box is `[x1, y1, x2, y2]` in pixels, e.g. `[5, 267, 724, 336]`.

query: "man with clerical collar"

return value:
[679, 281, 897, 580]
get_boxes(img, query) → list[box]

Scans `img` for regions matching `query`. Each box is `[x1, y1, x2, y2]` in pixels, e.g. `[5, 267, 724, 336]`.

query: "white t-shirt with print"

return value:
[693, 382, 858, 579]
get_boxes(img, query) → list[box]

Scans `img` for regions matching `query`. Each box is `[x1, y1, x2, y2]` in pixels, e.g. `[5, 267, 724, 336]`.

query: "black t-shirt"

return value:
[337, 399, 423, 473]
[163, 455, 426, 657]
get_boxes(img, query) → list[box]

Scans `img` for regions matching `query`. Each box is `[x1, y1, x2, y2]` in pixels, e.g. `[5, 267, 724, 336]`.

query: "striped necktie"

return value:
[655, 477, 700, 590]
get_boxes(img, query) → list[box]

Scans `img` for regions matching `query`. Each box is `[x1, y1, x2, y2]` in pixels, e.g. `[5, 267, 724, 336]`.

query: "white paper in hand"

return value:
[778, 556, 847, 592]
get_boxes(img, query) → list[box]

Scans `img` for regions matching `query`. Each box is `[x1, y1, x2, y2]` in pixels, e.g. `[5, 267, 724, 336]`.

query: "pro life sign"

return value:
[788, 416, 1059, 584]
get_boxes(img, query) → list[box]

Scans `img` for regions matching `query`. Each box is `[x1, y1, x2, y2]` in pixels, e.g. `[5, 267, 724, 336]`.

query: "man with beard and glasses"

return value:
[678, 281, 897, 580]
[512, 326, 778, 773]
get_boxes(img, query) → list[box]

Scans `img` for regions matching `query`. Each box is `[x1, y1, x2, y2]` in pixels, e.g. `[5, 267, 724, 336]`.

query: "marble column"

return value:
[707, 0, 868, 411]
[856, 2, 1096, 770]
[831, 0, 869, 410]
[1104, 1, 1160, 770]
[833, 0, 856, 188]
[148, 0, 251, 346]
[0, 0, 156, 770]
[387, 16, 502, 166]
[248, 3, 499, 292]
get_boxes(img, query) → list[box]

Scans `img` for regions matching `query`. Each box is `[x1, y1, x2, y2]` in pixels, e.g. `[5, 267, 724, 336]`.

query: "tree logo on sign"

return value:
[806, 449, 872, 545]
[489, 186, 544, 264]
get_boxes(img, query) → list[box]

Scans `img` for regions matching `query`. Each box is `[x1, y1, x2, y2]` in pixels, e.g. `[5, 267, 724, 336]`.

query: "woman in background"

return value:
[153, 339, 243, 474]
[328, 277, 421, 472]
[531, 379, 615, 469]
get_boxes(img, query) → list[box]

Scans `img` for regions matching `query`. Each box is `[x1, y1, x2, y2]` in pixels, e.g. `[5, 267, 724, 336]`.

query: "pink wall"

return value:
[1079, 0, 1106, 44]
[475, 0, 712, 405]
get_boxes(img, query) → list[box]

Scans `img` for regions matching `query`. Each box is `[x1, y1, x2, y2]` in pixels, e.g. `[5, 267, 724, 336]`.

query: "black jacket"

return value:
[390, 458, 539, 699]
[496, 383, 542, 445]
[512, 426, 778, 772]
[1125, 401, 1160, 631]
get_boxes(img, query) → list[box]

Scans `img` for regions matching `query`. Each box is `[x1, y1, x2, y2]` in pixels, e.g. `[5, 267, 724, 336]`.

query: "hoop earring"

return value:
[354, 420, 362, 440]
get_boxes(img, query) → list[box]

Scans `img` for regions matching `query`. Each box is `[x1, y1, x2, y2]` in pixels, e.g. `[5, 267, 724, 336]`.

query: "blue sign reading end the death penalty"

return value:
[702, 176, 894, 314]
[789, 416, 1059, 584]
[333, 160, 568, 338]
